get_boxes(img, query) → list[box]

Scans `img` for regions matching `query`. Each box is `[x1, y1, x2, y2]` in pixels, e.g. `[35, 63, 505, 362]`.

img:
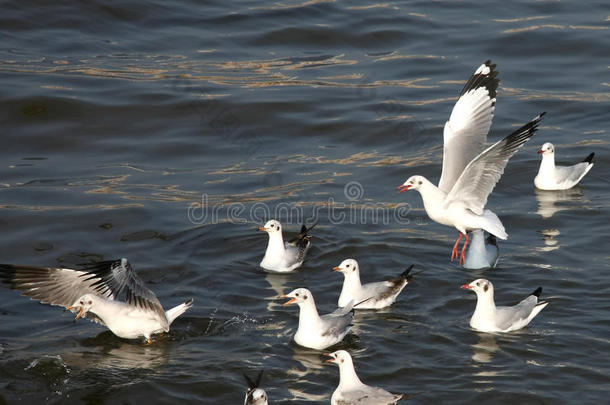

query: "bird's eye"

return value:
[295, 293, 299, 297]
[346, 265, 350, 268]
[79, 301, 83, 305]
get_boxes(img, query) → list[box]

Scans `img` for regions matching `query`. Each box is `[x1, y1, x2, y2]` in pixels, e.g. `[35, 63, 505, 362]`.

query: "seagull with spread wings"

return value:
[397, 60, 544, 264]
[0, 258, 193, 343]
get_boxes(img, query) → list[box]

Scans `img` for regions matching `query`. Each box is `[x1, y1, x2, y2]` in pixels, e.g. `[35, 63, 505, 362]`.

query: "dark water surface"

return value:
[1, 0, 609, 403]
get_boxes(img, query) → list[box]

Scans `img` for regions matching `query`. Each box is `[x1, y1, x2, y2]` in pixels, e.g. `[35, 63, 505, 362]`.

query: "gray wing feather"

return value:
[320, 305, 354, 338]
[495, 295, 538, 331]
[339, 386, 402, 404]
[444, 113, 544, 214]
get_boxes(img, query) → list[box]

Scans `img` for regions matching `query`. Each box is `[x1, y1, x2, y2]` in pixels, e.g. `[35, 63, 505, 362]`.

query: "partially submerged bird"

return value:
[534, 142, 594, 190]
[397, 60, 544, 265]
[333, 259, 413, 309]
[325, 350, 403, 404]
[243, 370, 268, 405]
[461, 278, 548, 333]
[282, 288, 354, 350]
[0, 258, 193, 343]
[259, 219, 316, 272]
[463, 229, 499, 270]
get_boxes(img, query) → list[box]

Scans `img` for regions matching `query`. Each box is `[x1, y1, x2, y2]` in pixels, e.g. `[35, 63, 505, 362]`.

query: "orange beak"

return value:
[258, 226, 267, 231]
[323, 353, 335, 363]
[281, 294, 297, 306]
[332, 266, 342, 272]
[397, 184, 411, 193]
[67, 306, 85, 320]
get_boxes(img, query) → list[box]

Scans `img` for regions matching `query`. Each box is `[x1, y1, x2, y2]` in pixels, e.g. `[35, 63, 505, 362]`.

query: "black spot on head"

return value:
[483, 284, 489, 292]
[303, 295, 308, 300]
[418, 181, 422, 185]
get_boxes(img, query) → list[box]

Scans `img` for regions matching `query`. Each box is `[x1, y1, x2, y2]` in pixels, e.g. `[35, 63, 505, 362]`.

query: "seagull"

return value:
[282, 288, 355, 350]
[463, 229, 499, 270]
[0, 258, 193, 343]
[461, 278, 548, 333]
[333, 259, 413, 309]
[534, 142, 594, 190]
[259, 219, 317, 272]
[397, 61, 544, 265]
[244, 370, 268, 405]
[325, 350, 403, 405]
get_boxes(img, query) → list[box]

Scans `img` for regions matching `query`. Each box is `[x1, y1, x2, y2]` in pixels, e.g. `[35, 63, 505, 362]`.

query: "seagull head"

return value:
[461, 278, 494, 296]
[67, 293, 95, 321]
[245, 388, 267, 405]
[258, 219, 282, 234]
[281, 288, 311, 306]
[324, 350, 353, 368]
[397, 175, 425, 193]
[538, 142, 554, 156]
[333, 258, 359, 276]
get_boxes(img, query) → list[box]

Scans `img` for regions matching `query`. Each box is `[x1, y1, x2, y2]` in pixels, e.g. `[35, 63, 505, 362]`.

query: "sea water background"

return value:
[0, 0, 609, 403]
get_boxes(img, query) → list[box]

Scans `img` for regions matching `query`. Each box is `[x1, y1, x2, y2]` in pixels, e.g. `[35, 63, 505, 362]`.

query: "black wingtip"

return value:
[243, 370, 263, 390]
[583, 152, 595, 164]
[459, 60, 500, 100]
[400, 265, 414, 280]
[305, 220, 319, 233]
[531, 287, 543, 298]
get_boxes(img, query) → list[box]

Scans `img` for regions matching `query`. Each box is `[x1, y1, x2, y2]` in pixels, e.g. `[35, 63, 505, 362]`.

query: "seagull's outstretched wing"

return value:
[438, 60, 499, 193]
[0, 258, 167, 327]
[444, 113, 545, 215]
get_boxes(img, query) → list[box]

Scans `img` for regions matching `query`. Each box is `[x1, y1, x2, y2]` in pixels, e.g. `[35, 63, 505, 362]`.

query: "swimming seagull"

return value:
[397, 61, 544, 265]
[534, 142, 594, 190]
[325, 350, 403, 405]
[463, 229, 499, 270]
[0, 258, 193, 343]
[333, 259, 413, 309]
[243, 370, 268, 405]
[282, 288, 355, 350]
[259, 219, 317, 272]
[461, 278, 548, 333]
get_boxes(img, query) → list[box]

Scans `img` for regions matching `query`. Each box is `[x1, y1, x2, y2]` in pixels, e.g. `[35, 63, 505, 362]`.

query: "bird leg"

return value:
[459, 232, 470, 266]
[451, 232, 463, 261]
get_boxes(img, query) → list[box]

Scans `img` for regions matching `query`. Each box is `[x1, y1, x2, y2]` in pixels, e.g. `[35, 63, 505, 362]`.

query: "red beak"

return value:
[537, 149, 544, 154]
[397, 184, 411, 193]
[460, 284, 472, 290]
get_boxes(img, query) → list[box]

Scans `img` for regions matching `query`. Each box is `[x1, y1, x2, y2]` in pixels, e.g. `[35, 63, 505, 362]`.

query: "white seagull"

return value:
[325, 350, 403, 404]
[243, 370, 268, 405]
[0, 258, 193, 343]
[463, 229, 499, 270]
[333, 259, 413, 309]
[534, 142, 594, 190]
[259, 219, 316, 272]
[397, 61, 544, 265]
[461, 278, 548, 333]
[282, 288, 355, 350]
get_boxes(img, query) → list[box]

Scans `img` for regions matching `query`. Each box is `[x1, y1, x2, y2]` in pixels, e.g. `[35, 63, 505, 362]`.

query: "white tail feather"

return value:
[479, 210, 507, 240]
[165, 298, 193, 325]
